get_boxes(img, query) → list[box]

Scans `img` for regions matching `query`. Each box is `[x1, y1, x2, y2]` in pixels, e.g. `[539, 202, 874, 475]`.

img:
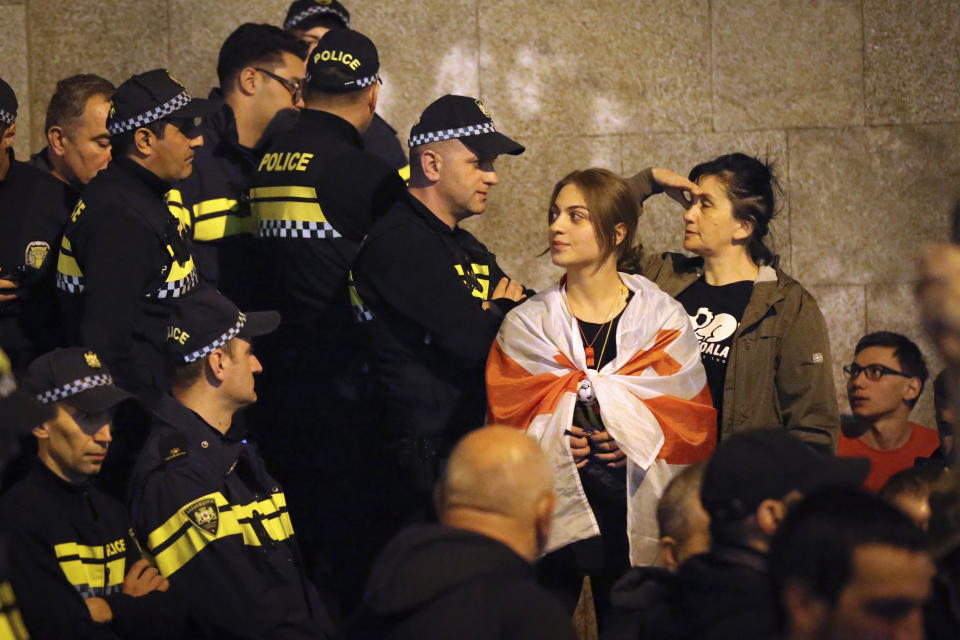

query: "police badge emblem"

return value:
[24, 241, 50, 269]
[83, 351, 102, 368]
[184, 498, 219, 536]
[475, 99, 492, 120]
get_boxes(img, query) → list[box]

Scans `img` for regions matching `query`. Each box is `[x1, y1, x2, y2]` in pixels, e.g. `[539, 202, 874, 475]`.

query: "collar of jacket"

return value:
[152, 393, 247, 475]
[709, 542, 768, 573]
[111, 155, 173, 199]
[298, 107, 363, 147]
[28, 456, 94, 494]
[402, 189, 465, 238]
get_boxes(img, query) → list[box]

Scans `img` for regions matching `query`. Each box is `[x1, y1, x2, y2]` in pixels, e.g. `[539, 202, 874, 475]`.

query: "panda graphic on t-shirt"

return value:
[690, 307, 738, 364]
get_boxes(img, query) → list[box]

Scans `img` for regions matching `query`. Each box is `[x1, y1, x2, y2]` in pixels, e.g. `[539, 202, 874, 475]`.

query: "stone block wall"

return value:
[2, 0, 958, 428]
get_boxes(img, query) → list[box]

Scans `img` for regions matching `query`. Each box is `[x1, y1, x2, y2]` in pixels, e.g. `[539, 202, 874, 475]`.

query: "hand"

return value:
[566, 425, 592, 469]
[589, 430, 627, 468]
[482, 277, 526, 310]
[85, 597, 113, 623]
[0, 268, 18, 302]
[122, 558, 169, 597]
[651, 168, 703, 208]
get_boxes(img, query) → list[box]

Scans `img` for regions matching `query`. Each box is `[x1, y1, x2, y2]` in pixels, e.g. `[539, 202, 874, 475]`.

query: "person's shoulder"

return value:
[910, 422, 941, 448]
[363, 196, 430, 243]
[494, 579, 578, 639]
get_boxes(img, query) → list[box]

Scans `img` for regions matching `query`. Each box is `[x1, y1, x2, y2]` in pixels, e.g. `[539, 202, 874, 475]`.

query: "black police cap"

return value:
[408, 95, 525, 158]
[0, 77, 17, 127]
[700, 428, 870, 523]
[107, 69, 217, 136]
[284, 0, 350, 31]
[20, 348, 135, 416]
[166, 287, 280, 366]
[306, 29, 379, 93]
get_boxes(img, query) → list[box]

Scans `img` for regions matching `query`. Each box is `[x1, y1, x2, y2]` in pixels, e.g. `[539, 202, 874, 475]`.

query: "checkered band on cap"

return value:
[284, 5, 350, 30]
[35, 374, 114, 404]
[150, 270, 199, 300]
[0, 109, 14, 126]
[108, 90, 192, 135]
[348, 75, 378, 89]
[408, 122, 497, 148]
[182, 312, 247, 364]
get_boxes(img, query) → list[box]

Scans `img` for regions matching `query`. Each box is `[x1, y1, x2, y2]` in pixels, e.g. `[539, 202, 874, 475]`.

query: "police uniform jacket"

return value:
[178, 93, 290, 306]
[128, 394, 332, 640]
[250, 108, 405, 373]
[353, 191, 521, 447]
[0, 462, 180, 640]
[361, 114, 408, 181]
[0, 150, 73, 370]
[56, 157, 198, 395]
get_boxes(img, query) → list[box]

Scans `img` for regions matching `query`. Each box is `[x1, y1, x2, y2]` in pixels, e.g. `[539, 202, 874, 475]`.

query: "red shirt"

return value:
[837, 422, 939, 492]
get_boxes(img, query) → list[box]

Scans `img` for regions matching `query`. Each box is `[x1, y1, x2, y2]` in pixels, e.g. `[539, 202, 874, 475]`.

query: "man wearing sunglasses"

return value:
[179, 24, 308, 307]
[838, 331, 938, 491]
[55, 69, 216, 397]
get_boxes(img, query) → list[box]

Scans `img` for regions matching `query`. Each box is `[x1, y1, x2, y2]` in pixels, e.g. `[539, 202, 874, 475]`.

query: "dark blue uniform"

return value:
[128, 394, 332, 640]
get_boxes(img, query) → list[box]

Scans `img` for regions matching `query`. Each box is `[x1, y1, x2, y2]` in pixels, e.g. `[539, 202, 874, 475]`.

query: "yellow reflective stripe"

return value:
[253, 200, 330, 224]
[53, 542, 126, 591]
[453, 263, 491, 300]
[57, 237, 83, 277]
[249, 186, 316, 200]
[70, 199, 86, 223]
[166, 256, 196, 283]
[398, 164, 410, 183]
[191, 198, 257, 241]
[165, 189, 191, 231]
[147, 491, 294, 578]
[193, 198, 237, 218]
[0, 582, 29, 640]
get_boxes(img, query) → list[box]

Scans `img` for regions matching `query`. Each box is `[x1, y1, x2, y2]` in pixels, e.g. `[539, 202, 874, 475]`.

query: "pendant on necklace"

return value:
[585, 346, 595, 368]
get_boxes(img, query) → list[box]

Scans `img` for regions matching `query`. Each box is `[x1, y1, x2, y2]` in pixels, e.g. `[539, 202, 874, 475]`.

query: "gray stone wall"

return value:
[1, 0, 957, 428]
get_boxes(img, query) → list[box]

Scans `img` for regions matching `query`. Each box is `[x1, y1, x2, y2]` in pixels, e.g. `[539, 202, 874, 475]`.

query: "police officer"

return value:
[248, 28, 405, 611]
[0, 77, 74, 372]
[179, 24, 308, 303]
[0, 347, 181, 640]
[352, 94, 527, 520]
[56, 70, 216, 397]
[283, 0, 409, 178]
[128, 288, 333, 639]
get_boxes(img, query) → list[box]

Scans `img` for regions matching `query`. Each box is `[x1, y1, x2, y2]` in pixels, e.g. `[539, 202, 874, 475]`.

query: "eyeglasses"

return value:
[842, 363, 911, 381]
[255, 67, 304, 104]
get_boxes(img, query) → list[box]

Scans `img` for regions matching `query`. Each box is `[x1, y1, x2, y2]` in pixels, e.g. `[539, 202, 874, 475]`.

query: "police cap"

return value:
[20, 348, 135, 415]
[306, 29, 379, 93]
[0, 76, 17, 126]
[107, 69, 217, 136]
[166, 287, 280, 365]
[409, 95, 525, 158]
[284, 0, 350, 31]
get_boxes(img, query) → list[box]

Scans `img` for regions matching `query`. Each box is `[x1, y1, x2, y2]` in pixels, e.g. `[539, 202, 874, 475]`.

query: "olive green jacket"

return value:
[627, 169, 840, 452]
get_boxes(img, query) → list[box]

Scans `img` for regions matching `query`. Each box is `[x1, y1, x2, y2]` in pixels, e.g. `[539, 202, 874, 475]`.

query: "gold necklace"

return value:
[565, 282, 626, 368]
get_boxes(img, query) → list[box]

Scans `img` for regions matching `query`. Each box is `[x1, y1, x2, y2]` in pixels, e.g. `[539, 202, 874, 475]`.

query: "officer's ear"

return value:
[236, 67, 259, 97]
[206, 349, 229, 384]
[47, 125, 68, 156]
[133, 128, 155, 156]
[0, 123, 15, 150]
[419, 146, 443, 183]
[367, 82, 379, 115]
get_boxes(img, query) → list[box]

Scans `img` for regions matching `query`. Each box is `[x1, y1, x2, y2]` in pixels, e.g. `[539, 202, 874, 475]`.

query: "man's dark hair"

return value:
[880, 465, 942, 503]
[169, 337, 241, 388]
[855, 331, 929, 408]
[769, 487, 926, 611]
[110, 119, 167, 158]
[44, 74, 115, 133]
[216, 23, 308, 88]
[657, 462, 705, 541]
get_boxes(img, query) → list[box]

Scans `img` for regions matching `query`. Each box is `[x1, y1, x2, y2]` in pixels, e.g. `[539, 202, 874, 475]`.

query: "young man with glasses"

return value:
[55, 69, 215, 398]
[838, 331, 938, 491]
[179, 23, 308, 305]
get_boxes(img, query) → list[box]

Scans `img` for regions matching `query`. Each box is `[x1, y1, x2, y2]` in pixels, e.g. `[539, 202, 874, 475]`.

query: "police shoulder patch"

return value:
[183, 498, 219, 536]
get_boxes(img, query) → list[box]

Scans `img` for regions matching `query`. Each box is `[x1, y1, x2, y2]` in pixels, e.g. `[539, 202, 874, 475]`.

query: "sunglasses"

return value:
[255, 67, 305, 104]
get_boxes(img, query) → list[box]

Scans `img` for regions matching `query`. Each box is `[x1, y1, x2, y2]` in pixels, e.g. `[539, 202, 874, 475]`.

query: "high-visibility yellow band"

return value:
[453, 263, 492, 300]
[398, 164, 410, 183]
[193, 215, 258, 241]
[249, 186, 317, 201]
[252, 200, 330, 225]
[0, 581, 29, 640]
[54, 541, 127, 592]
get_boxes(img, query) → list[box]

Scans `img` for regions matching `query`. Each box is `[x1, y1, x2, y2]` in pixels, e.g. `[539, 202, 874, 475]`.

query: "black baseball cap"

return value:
[306, 29, 379, 93]
[166, 287, 280, 365]
[701, 428, 870, 522]
[0, 348, 54, 434]
[107, 69, 217, 136]
[284, 0, 350, 31]
[408, 95, 524, 158]
[20, 348, 135, 415]
[0, 77, 16, 126]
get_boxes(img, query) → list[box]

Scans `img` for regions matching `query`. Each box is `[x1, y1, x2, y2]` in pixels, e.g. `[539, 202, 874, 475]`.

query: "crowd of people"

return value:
[1, 1, 959, 638]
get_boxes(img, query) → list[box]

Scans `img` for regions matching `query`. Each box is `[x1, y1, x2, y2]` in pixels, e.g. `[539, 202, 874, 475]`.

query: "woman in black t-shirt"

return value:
[623, 154, 839, 451]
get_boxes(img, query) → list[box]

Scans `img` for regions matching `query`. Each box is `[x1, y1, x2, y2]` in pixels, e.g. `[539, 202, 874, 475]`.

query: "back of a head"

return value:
[769, 487, 927, 609]
[44, 74, 115, 133]
[217, 23, 308, 90]
[855, 331, 929, 407]
[689, 152, 779, 266]
[657, 462, 706, 542]
[439, 425, 553, 523]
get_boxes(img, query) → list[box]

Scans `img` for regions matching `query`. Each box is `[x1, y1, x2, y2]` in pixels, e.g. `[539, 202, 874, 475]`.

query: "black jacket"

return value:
[55, 157, 198, 396]
[353, 192, 519, 454]
[128, 394, 332, 640]
[361, 114, 408, 177]
[0, 150, 73, 370]
[344, 524, 577, 640]
[605, 545, 779, 640]
[0, 463, 180, 640]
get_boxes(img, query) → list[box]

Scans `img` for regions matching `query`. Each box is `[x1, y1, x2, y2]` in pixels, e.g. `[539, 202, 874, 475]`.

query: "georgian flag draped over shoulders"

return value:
[486, 273, 716, 565]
